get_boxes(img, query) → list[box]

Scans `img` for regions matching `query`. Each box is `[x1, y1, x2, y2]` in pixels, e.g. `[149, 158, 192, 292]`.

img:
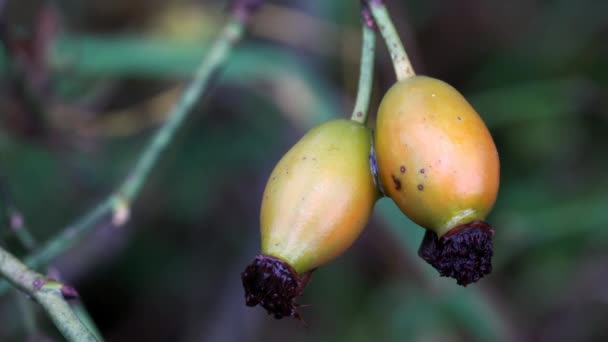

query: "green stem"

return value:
[26, 199, 114, 271]
[71, 301, 104, 341]
[119, 16, 245, 201]
[350, 19, 376, 124]
[0, 247, 97, 341]
[0, 1, 263, 296]
[367, 0, 415, 81]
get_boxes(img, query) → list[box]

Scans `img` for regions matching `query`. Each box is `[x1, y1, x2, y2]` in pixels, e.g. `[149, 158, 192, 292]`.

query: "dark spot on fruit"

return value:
[457, 116, 462, 121]
[391, 174, 402, 190]
[417, 184, 424, 191]
[302, 156, 307, 160]
[420, 168, 425, 174]
[400, 166, 406, 173]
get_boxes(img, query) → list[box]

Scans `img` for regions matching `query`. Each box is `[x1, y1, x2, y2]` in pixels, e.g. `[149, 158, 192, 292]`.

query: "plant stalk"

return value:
[350, 8, 376, 124]
[366, 0, 415, 81]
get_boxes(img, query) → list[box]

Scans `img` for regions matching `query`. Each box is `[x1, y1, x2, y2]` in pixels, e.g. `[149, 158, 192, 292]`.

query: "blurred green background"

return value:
[0, 0, 607, 341]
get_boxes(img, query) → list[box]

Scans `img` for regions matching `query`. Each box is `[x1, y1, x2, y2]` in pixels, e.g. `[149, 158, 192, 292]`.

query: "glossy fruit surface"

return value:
[375, 76, 499, 237]
[260, 119, 378, 273]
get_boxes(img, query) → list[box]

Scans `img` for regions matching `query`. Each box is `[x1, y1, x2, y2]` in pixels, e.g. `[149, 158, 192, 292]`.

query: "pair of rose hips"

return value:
[241, 76, 500, 319]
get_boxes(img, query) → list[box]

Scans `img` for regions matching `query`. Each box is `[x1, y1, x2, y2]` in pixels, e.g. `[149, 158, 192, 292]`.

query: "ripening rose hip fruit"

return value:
[375, 76, 500, 286]
[242, 119, 379, 319]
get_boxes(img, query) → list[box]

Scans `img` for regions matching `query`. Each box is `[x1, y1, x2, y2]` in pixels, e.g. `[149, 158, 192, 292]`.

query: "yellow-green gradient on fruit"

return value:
[375, 76, 499, 237]
[261, 119, 378, 274]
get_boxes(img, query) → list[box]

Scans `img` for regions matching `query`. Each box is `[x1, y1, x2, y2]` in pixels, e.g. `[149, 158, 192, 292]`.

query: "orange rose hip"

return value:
[242, 119, 379, 318]
[375, 76, 500, 286]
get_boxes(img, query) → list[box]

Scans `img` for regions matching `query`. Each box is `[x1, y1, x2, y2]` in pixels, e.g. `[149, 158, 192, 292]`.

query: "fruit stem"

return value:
[366, 0, 415, 81]
[350, 6, 376, 124]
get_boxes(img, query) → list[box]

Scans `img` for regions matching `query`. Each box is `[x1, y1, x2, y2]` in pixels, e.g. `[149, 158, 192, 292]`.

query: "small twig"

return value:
[350, 5, 376, 124]
[366, 0, 415, 81]
[0, 247, 97, 341]
[0, 0, 265, 296]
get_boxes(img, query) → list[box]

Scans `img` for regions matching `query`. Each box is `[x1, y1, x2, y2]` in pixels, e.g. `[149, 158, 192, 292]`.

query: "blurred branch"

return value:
[0, 0, 265, 295]
[350, 7, 376, 124]
[0, 246, 97, 341]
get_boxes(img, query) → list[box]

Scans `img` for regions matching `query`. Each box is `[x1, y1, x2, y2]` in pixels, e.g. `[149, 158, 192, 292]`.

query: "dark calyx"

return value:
[418, 220, 495, 286]
[241, 254, 311, 319]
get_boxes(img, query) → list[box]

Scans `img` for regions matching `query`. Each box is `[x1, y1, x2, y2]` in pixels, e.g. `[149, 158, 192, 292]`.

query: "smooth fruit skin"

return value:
[375, 76, 499, 237]
[260, 119, 378, 274]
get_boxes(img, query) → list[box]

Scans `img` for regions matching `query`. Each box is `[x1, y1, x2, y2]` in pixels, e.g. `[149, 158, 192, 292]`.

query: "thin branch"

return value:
[366, 0, 415, 81]
[0, 246, 97, 341]
[350, 6, 376, 124]
[0, 0, 265, 296]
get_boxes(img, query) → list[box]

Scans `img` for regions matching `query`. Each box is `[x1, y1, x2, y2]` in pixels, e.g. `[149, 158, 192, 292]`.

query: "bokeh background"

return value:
[0, 0, 607, 341]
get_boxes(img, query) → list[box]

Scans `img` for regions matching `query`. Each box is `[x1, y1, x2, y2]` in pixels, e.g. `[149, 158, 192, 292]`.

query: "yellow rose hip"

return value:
[375, 76, 500, 286]
[242, 119, 379, 318]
